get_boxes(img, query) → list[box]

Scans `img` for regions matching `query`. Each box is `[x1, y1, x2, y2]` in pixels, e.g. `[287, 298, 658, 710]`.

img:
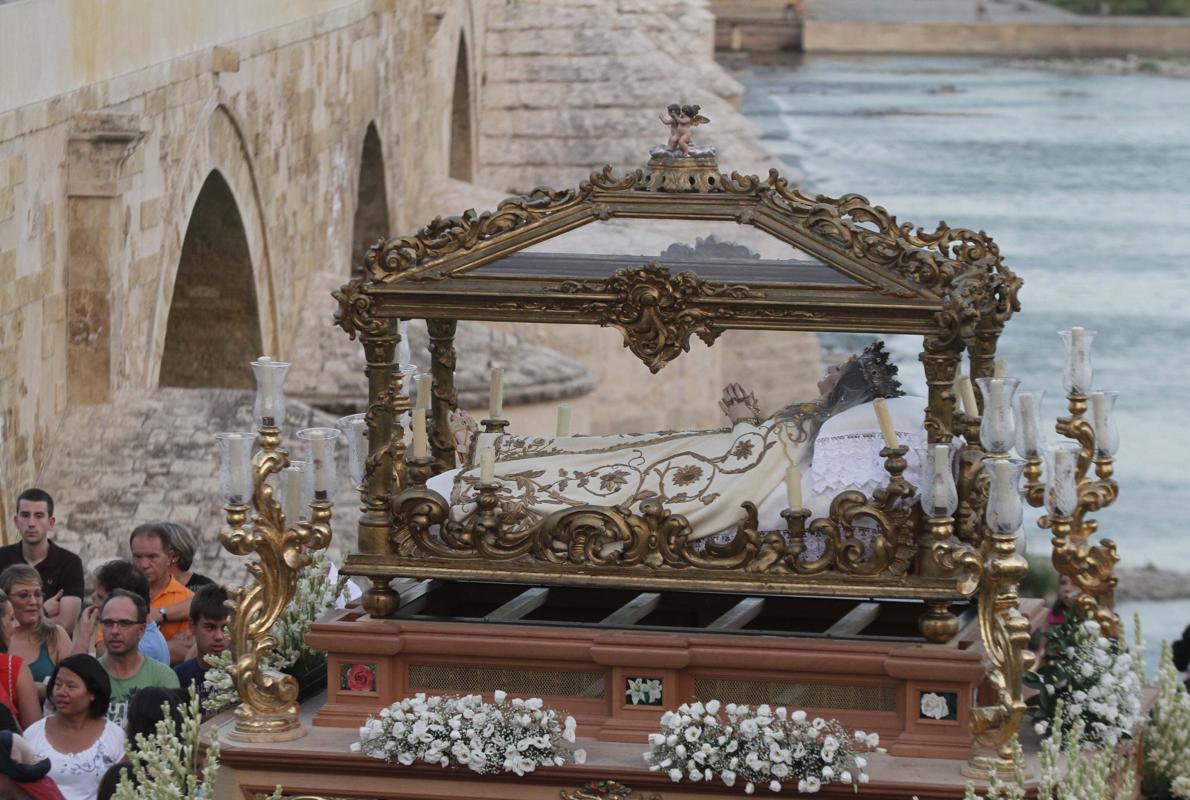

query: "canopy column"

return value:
[427, 319, 460, 474]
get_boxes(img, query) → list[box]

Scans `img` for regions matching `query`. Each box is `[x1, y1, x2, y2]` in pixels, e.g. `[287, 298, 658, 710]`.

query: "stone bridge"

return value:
[0, 0, 819, 573]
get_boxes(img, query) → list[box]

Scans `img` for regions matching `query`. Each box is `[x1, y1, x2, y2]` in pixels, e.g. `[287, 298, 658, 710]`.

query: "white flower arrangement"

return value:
[920, 692, 950, 720]
[203, 552, 347, 714]
[1026, 618, 1143, 748]
[959, 701, 1135, 800]
[643, 700, 880, 794]
[1141, 641, 1190, 799]
[352, 690, 587, 775]
[112, 687, 219, 800]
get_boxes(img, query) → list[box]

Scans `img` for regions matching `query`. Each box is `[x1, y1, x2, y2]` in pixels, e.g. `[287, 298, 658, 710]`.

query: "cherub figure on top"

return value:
[658, 103, 709, 156]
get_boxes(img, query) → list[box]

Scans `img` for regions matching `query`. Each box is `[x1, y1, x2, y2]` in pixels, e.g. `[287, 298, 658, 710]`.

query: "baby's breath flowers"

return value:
[643, 700, 880, 794]
[1026, 617, 1142, 748]
[353, 691, 586, 775]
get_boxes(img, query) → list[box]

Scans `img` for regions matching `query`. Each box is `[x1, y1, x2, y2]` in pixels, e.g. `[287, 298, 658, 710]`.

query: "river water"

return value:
[734, 55, 1190, 663]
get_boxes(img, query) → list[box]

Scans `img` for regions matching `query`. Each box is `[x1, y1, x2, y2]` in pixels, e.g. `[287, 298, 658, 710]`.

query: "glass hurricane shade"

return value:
[297, 427, 341, 498]
[1089, 390, 1120, 457]
[338, 413, 369, 487]
[1045, 441, 1082, 517]
[919, 442, 959, 518]
[1059, 328, 1095, 395]
[982, 456, 1026, 535]
[250, 356, 290, 427]
[216, 432, 257, 504]
[976, 376, 1019, 453]
[1013, 389, 1046, 459]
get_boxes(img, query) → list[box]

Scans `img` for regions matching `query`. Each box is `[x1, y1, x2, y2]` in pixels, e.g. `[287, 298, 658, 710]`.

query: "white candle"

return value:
[1071, 326, 1084, 351]
[1019, 392, 1039, 455]
[957, 376, 979, 417]
[416, 374, 432, 410]
[282, 464, 304, 524]
[257, 356, 275, 420]
[993, 360, 1008, 379]
[489, 367, 504, 419]
[1090, 391, 1107, 451]
[310, 436, 331, 494]
[873, 398, 897, 448]
[555, 405, 572, 437]
[479, 446, 495, 483]
[412, 408, 428, 459]
[785, 465, 802, 510]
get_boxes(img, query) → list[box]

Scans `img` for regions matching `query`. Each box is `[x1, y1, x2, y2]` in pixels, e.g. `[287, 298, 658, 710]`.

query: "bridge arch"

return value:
[150, 101, 277, 387]
[351, 121, 391, 273]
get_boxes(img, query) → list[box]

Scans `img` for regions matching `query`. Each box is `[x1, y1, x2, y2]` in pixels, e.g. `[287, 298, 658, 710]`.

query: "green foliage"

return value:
[1019, 555, 1058, 599]
[1038, 0, 1190, 16]
[114, 687, 218, 800]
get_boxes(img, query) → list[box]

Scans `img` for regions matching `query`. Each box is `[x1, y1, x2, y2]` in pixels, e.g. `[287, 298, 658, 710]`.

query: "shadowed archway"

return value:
[351, 122, 390, 272]
[449, 33, 473, 182]
[159, 171, 263, 388]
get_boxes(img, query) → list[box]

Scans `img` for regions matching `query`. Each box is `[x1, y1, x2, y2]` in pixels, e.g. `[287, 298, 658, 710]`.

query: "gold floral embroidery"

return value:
[672, 465, 703, 486]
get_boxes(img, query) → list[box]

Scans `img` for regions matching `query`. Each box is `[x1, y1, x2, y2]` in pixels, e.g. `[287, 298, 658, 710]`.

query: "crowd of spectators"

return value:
[0, 488, 233, 799]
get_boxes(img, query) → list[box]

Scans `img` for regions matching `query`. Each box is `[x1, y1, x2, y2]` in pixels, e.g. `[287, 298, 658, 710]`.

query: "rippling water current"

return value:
[736, 56, 1190, 581]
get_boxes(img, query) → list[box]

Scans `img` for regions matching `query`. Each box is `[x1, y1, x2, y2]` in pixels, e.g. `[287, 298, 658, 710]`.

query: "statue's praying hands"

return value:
[719, 382, 763, 424]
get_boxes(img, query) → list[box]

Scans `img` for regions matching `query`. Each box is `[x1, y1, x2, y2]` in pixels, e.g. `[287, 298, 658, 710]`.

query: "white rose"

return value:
[822, 766, 834, 779]
[668, 768, 682, 782]
[805, 776, 821, 792]
[841, 770, 852, 783]
[855, 756, 867, 768]
[792, 710, 807, 724]
[920, 692, 950, 720]
[706, 699, 721, 714]
[769, 780, 782, 792]
[721, 769, 736, 787]
[745, 782, 755, 795]
[574, 749, 586, 764]
[859, 772, 870, 783]
[493, 690, 507, 703]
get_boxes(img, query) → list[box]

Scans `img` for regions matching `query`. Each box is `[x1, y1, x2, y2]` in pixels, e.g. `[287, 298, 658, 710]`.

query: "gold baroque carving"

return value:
[551, 263, 761, 373]
[332, 276, 387, 341]
[561, 780, 664, 800]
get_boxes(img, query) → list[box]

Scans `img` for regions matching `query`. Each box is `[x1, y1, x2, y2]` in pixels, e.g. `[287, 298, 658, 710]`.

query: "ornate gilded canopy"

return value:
[335, 163, 1021, 376]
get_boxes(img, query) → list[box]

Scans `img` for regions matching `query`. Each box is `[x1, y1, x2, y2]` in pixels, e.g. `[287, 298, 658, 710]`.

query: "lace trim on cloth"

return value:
[810, 430, 927, 496]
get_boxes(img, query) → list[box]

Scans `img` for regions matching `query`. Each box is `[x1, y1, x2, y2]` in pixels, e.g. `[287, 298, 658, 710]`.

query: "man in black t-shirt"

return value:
[1, 488, 84, 634]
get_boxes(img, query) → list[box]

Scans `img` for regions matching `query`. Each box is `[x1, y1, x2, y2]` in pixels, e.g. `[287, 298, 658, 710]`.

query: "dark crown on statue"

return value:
[859, 340, 904, 398]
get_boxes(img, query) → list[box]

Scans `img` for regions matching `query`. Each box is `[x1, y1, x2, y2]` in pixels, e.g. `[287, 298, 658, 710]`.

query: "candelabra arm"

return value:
[219, 427, 334, 742]
[965, 529, 1035, 777]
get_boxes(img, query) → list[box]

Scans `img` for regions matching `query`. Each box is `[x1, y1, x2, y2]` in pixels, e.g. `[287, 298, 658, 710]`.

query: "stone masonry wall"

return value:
[0, 1, 484, 523]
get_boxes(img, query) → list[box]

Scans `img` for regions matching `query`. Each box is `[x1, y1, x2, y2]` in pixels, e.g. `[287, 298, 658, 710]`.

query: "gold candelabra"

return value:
[215, 357, 364, 742]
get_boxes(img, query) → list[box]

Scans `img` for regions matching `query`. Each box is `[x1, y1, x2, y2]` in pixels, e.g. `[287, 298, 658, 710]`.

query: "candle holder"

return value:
[778, 507, 812, 571]
[407, 455, 435, 487]
[215, 360, 338, 743]
[481, 418, 509, 435]
[1025, 372, 1122, 636]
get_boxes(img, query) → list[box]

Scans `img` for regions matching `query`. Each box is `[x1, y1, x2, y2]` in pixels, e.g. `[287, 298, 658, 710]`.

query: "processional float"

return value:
[213, 127, 1122, 785]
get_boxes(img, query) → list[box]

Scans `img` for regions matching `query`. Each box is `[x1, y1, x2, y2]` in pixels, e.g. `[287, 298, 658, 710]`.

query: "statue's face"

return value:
[817, 361, 846, 396]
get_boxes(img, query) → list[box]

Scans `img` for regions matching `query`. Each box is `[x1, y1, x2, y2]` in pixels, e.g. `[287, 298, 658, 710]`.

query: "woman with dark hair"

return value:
[95, 761, 135, 800]
[432, 341, 906, 542]
[0, 589, 42, 728]
[123, 687, 184, 746]
[22, 654, 125, 800]
[1172, 623, 1190, 690]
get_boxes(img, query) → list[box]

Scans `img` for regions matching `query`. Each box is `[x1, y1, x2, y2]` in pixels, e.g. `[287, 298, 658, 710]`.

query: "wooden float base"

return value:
[213, 700, 1050, 800]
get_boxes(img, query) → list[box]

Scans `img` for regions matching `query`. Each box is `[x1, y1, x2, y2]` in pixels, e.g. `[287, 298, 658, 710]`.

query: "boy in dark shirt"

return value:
[2, 489, 84, 634]
[172, 585, 229, 705]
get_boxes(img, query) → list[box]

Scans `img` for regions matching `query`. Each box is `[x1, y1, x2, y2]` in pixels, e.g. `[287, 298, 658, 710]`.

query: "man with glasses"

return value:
[97, 589, 179, 725]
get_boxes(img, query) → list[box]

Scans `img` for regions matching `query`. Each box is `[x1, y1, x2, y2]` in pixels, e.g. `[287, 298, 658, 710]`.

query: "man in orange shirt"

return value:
[129, 524, 193, 665]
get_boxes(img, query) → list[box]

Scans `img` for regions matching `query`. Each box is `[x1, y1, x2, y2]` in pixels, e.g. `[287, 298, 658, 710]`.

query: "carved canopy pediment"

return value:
[335, 158, 1020, 371]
